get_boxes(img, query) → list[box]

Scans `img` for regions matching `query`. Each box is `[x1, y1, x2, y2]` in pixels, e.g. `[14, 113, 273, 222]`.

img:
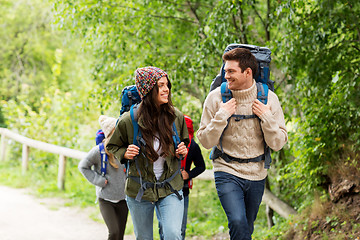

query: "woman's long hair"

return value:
[104, 129, 119, 169]
[138, 78, 176, 162]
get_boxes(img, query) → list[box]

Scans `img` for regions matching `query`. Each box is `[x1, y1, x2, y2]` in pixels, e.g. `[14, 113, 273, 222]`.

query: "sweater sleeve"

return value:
[197, 90, 232, 149]
[187, 140, 206, 179]
[258, 92, 288, 151]
[78, 146, 107, 188]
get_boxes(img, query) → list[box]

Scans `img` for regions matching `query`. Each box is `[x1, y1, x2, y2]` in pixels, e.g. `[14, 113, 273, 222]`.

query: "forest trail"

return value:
[0, 185, 135, 240]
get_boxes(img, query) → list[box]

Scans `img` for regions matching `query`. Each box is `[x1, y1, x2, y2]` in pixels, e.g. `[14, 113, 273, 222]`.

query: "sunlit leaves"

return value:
[276, 0, 360, 200]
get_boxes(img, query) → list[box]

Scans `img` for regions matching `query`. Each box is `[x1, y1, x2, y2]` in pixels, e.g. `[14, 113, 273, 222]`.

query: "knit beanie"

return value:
[135, 66, 168, 99]
[98, 115, 117, 138]
[184, 115, 194, 140]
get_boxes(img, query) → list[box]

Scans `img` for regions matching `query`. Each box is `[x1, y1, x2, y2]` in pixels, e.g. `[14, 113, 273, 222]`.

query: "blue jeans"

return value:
[214, 171, 265, 240]
[158, 194, 189, 240]
[126, 190, 184, 240]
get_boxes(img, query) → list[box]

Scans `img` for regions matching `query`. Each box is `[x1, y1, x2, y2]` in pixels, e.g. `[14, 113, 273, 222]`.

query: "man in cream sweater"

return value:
[197, 48, 288, 240]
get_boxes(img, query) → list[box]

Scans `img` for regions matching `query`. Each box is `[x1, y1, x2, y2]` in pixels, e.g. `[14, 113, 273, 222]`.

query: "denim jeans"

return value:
[214, 171, 265, 240]
[126, 190, 184, 240]
[157, 194, 188, 240]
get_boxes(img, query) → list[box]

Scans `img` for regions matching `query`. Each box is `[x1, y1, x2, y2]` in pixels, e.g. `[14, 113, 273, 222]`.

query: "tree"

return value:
[276, 0, 360, 205]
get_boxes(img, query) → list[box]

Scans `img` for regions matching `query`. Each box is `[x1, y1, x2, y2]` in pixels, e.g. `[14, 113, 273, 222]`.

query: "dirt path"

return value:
[0, 185, 135, 240]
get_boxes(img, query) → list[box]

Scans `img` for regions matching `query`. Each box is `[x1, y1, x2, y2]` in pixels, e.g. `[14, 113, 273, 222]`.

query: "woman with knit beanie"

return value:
[78, 115, 128, 240]
[107, 66, 189, 240]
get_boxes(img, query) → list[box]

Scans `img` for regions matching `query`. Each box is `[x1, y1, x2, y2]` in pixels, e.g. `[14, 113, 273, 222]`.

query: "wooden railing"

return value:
[0, 128, 86, 190]
[0, 127, 296, 219]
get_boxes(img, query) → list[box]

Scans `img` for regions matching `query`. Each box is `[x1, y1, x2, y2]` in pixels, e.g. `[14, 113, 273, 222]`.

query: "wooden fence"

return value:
[0, 127, 296, 219]
[0, 128, 86, 190]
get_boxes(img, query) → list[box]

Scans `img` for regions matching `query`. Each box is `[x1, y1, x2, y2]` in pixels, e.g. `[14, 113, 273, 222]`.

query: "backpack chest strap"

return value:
[211, 146, 271, 169]
[129, 165, 182, 202]
[231, 114, 257, 121]
[211, 146, 265, 163]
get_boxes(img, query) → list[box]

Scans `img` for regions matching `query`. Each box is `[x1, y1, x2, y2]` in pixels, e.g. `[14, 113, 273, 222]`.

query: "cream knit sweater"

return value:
[197, 81, 288, 181]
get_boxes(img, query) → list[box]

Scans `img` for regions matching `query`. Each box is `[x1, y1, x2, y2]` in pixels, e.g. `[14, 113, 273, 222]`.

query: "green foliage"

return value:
[52, 0, 283, 121]
[2, 0, 360, 238]
[274, 0, 360, 206]
[0, 106, 6, 128]
[187, 179, 228, 237]
[0, 0, 110, 151]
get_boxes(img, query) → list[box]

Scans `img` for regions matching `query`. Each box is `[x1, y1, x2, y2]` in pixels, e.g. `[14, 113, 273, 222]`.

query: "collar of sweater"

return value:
[231, 80, 257, 103]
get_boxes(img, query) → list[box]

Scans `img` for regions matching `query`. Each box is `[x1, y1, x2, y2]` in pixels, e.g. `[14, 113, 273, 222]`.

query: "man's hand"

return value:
[124, 144, 140, 159]
[252, 99, 270, 117]
[220, 98, 236, 115]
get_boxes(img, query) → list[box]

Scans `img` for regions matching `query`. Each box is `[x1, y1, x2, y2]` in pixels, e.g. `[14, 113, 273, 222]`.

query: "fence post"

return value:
[22, 144, 29, 174]
[1, 134, 6, 161]
[57, 155, 66, 190]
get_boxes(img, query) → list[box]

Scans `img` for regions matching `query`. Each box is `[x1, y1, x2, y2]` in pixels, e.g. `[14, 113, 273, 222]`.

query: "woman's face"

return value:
[156, 76, 169, 105]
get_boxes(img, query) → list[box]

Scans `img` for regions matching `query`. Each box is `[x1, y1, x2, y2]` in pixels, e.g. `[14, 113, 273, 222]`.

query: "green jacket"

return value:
[107, 107, 189, 202]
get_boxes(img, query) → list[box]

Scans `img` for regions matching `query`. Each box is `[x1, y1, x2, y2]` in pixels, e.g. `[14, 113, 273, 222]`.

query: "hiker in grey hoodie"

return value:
[78, 115, 128, 240]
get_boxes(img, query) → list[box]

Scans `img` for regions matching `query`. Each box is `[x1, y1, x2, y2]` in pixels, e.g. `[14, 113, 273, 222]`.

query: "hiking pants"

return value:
[214, 171, 265, 240]
[126, 190, 184, 240]
[99, 198, 129, 240]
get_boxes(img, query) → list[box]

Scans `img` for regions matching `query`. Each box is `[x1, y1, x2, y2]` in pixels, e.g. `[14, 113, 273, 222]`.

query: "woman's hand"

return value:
[181, 169, 189, 180]
[176, 142, 188, 158]
[124, 144, 140, 160]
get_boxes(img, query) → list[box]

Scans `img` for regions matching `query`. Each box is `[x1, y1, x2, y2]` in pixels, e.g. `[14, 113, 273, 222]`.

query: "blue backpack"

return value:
[210, 43, 274, 97]
[119, 85, 142, 116]
[95, 130, 108, 176]
[98, 143, 108, 176]
[209, 44, 273, 169]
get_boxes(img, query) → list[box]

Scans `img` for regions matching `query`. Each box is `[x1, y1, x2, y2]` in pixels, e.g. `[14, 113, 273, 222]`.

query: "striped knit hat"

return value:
[135, 66, 168, 99]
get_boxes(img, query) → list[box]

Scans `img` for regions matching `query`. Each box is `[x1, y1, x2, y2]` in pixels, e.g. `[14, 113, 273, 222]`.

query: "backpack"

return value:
[182, 115, 194, 189]
[119, 85, 142, 116]
[209, 43, 273, 169]
[98, 143, 108, 176]
[94, 130, 108, 176]
[210, 43, 274, 98]
[95, 129, 105, 145]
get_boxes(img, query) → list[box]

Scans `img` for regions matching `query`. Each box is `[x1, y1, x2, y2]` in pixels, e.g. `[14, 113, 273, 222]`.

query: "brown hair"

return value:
[104, 128, 119, 169]
[222, 48, 258, 78]
[138, 78, 176, 162]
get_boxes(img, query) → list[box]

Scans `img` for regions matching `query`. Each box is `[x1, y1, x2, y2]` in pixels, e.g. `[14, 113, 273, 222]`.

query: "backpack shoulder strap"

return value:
[256, 82, 272, 169]
[98, 143, 108, 176]
[256, 82, 269, 104]
[172, 120, 183, 161]
[172, 121, 181, 148]
[220, 82, 232, 103]
[130, 104, 141, 147]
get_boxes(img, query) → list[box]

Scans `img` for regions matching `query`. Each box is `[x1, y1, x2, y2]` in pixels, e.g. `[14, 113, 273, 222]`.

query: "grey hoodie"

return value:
[78, 145, 126, 201]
